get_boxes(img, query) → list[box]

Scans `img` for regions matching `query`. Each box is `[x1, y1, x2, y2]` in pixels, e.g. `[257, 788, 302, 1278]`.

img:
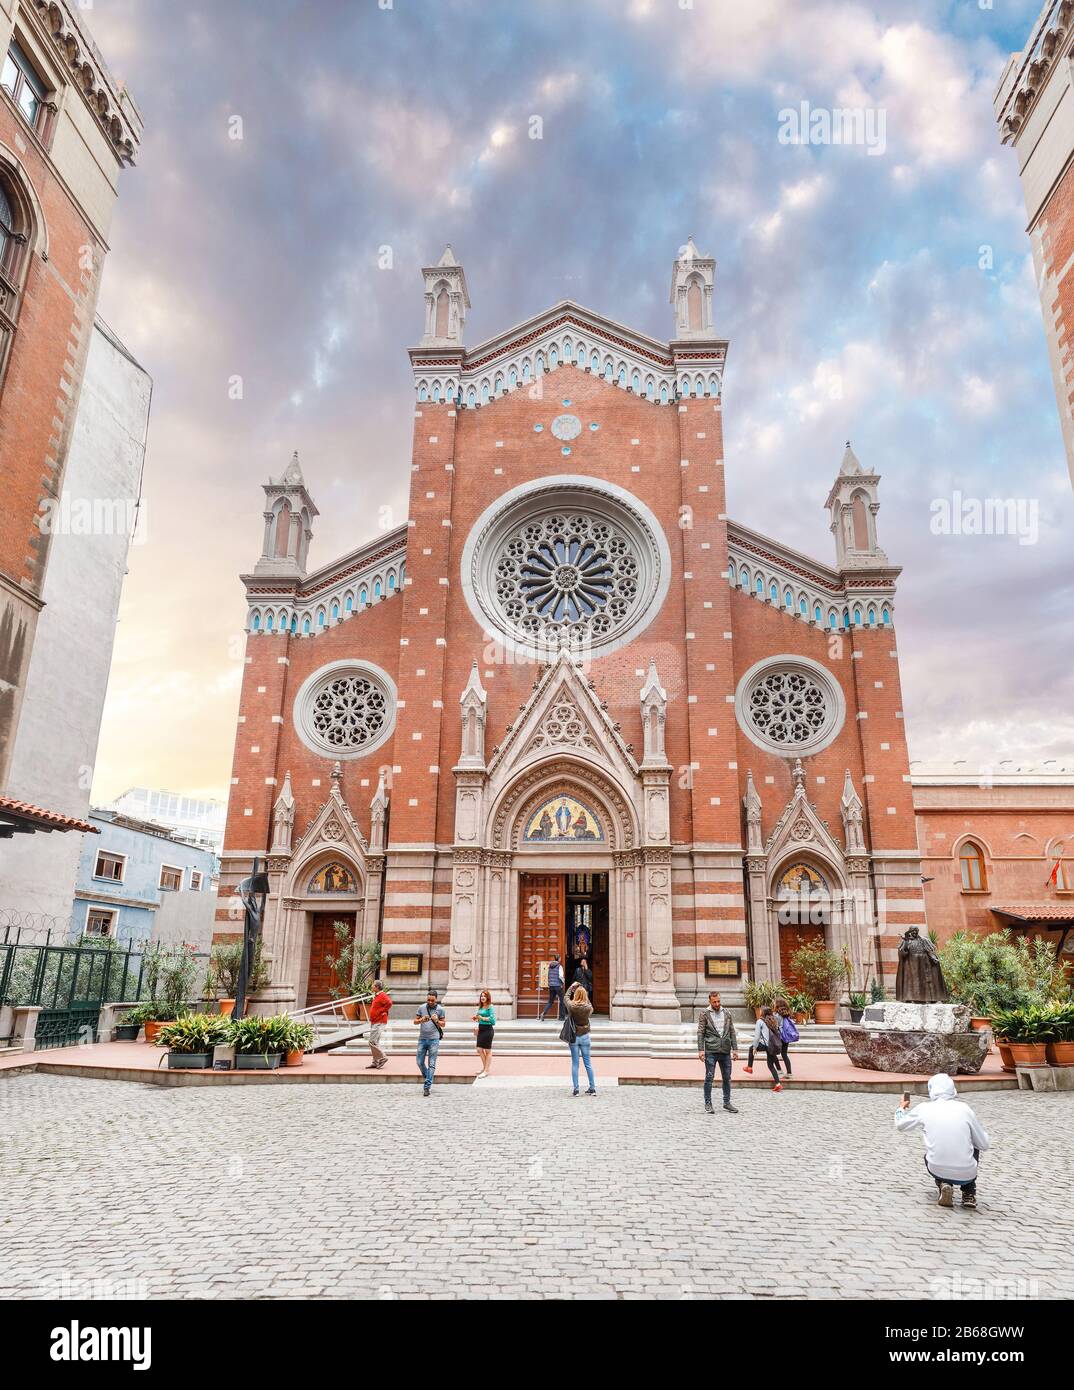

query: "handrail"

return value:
[286, 993, 373, 1024]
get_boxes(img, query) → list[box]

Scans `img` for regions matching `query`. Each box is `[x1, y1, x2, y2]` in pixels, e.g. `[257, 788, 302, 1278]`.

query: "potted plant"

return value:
[990, 1003, 1052, 1067]
[113, 1007, 143, 1041]
[156, 1013, 231, 1069]
[848, 991, 870, 1024]
[281, 1018, 314, 1066]
[790, 941, 843, 1024]
[207, 942, 242, 1015]
[938, 929, 1033, 1025]
[1044, 999, 1074, 1066]
[787, 990, 814, 1024]
[228, 1014, 288, 1069]
[326, 926, 382, 1018]
[743, 979, 781, 1019]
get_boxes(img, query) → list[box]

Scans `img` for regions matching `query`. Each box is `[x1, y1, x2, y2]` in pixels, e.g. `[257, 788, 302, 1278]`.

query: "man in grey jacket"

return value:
[697, 991, 740, 1114]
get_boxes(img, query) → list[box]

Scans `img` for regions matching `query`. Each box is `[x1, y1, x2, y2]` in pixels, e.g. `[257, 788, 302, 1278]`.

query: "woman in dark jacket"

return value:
[572, 957, 594, 1000]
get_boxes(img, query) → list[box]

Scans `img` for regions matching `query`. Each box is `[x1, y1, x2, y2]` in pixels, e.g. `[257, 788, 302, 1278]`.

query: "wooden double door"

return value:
[306, 912, 356, 1007]
[517, 872, 609, 1017]
[778, 922, 825, 994]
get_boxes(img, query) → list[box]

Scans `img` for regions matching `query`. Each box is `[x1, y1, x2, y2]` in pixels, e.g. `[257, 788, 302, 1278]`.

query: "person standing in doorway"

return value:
[541, 954, 565, 1020]
[748, 1007, 784, 1091]
[564, 981, 596, 1096]
[473, 989, 496, 1078]
[696, 990, 739, 1114]
[366, 978, 392, 1070]
[572, 956, 593, 1000]
[413, 989, 445, 1096]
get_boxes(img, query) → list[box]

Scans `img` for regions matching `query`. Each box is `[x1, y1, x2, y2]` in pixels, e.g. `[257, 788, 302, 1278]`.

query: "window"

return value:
[959, 841, 988, 892]
[94, 851, 125, 883]
[189, 869, 203, 891]
[86, 908, 116, 937]
[1, 41, 48, 134]
[159, 864, 183, 892]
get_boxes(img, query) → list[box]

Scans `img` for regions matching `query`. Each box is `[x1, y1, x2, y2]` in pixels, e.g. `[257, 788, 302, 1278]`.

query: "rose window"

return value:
[310, 675, 388, 750]
[295, 661, 397, 759]
[747, 671, 827, 746]
[734, 657, 845, 757]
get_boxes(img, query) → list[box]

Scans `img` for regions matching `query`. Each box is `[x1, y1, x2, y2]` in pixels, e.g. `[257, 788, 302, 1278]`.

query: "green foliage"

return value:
[790, 941, 843, 1001]
[156, 1013, 231, 1053]
[279, 1018, 314, 1053]
[326, 924, 381, 1001]
[869, 977, 886, 1004]
[158, 944, 201, 1010]
[990, 1001, 1061, 1044]
[848, 991, 870, 1010]
[743, 979, 783, 1010]
[937, 929, 1065, 1017]
[206, 943, 242, 997]
[228, 1013, 291, 1056]
[786, 990, 814, 1017]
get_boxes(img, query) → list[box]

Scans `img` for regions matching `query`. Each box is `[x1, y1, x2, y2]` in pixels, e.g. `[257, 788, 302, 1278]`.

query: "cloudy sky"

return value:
[86, 0, 1074, 804]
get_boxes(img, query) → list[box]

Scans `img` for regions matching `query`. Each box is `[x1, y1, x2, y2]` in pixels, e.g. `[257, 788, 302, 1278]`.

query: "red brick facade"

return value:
[220, 246, 927, 1020]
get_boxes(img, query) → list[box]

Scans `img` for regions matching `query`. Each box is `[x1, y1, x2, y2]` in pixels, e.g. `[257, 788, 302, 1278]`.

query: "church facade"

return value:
[217, 243, 927, 1020]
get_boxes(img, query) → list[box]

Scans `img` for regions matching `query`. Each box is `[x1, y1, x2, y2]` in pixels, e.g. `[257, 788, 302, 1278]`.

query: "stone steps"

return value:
[335, 1019, 847, 1057]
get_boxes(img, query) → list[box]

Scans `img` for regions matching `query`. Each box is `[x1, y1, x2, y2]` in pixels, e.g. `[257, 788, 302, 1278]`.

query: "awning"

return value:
[0, 795, 98, 839]
[991, 903, 1074, 925]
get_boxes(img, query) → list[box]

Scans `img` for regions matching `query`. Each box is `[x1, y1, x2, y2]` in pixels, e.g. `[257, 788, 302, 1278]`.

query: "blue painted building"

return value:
[73, 809, 217, 945]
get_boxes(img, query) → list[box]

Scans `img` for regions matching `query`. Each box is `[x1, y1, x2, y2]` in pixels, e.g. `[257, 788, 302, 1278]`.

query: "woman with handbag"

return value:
[775, 996, 798, 1077]
[562, 981, 596, 1096]
[749, 1006, 783, 1091]
[473, 989, 495, 1078]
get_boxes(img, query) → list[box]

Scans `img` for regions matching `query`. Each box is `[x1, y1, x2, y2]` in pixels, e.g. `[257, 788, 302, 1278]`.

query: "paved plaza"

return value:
[2, 1073, 1070, 1300]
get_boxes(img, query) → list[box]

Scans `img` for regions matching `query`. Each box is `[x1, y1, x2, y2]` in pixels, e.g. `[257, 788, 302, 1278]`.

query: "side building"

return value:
[73, 808, 216, 949]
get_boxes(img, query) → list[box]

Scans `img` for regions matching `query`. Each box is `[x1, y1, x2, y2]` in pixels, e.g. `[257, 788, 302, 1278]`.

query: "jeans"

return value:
[703, 1050, 732, 1105]
[746, 1044, 782, 1084]
[416, 1037, 440, 1088]
[541, 986, 565, 1020]
[927, 1150, 979, 1198]
[570, 1033, 596, 1091]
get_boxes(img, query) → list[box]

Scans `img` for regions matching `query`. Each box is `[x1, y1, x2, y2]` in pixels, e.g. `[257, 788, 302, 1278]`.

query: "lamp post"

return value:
[234, 858, 270, 1020]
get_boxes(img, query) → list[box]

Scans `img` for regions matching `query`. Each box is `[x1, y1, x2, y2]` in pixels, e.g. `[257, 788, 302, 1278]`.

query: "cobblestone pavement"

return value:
[2, 1074, 1070, 1300]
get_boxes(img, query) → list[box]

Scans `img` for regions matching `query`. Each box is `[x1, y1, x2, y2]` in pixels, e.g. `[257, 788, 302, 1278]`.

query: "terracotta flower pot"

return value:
[996, 1041, 1015, 1072]
[1046, 1041, 1074, 1066]
[286, 1049, 305, 1067]
[219, 999, 236, 1018]
[1008, 1042, 1048, 1067]
[753, 1006, 763, 1020]
[813, 1001, 836, 1024]
[794, 1011, 807, 1024]
[969, 1016, 992, 1032]
[143, 1020, 165, 1044]
[341, 1001, 359, 1021]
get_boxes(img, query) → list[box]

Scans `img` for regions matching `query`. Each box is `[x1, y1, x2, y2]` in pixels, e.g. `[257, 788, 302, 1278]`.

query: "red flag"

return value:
[1048, 855, 1062, 887]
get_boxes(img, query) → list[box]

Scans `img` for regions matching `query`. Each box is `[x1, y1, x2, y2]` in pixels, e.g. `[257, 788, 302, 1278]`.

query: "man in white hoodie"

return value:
[894, 1073, 991, 1209]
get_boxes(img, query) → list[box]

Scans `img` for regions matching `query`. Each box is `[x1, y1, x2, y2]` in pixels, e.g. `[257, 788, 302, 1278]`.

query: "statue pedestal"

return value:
[840, 1024, 990, 1075]
[861, 1002, 971, 1034]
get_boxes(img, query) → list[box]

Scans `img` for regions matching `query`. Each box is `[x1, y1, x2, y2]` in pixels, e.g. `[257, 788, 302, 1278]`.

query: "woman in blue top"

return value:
[473, 989, 496, 1077]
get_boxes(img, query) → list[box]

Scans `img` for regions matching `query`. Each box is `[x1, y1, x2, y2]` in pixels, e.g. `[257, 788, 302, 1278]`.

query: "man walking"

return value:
[540, 954, 565, 1021]
[366, 978, 392, 1070]
[414, 988, 446, 1096]
[697, 990, 739, 1114]
[895, 1073, 992, 1209]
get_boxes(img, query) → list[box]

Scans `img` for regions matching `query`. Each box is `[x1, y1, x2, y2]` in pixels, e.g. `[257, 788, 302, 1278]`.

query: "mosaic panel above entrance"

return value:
[522, 791, 606, 843]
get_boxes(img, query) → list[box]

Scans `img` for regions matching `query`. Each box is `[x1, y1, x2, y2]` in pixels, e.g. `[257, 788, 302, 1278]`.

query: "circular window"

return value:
[461, 477, 670, 657]
[294, 660, 397, 759]
[734, 656, 845, 757]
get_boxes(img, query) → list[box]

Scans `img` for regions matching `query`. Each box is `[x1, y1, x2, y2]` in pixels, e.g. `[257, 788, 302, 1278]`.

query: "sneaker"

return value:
[365, 1063, 378, 1070]
[772, 1083, 783, 1092]
[723, 1102, 739, 1113]
[962, 1193, 977, 1210]
[743, 1066, 753, 1074]
[705, 1101, 715, 1114]
[422, 1086, 430, 1097]
[376, 1058, 388, 1069]
[937, 1183, 954, 1207]
[586, 1088, 597, 1096]
[572, 1089, 579, 1096]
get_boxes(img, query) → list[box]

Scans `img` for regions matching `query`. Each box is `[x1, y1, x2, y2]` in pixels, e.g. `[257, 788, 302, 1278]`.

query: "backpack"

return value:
[781, 1014, 800, 1043]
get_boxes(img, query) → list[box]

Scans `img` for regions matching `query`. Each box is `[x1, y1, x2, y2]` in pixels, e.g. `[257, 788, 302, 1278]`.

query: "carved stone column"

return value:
[610, 848, 644, 1019]
[640, 847, 680, 1022]
[444, 847, 483, 1016]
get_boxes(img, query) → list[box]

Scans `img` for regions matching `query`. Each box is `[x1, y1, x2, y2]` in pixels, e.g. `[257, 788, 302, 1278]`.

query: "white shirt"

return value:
[894, 1076, 991, 1182]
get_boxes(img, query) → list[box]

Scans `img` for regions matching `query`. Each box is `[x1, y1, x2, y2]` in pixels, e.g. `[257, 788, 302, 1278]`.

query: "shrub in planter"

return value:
[227, 1014, 290, 1069]
[938, 930, 1032, 1019]
[327, 926, 382, 1016]
[990, 1003, 1054, 1066]
[280, 1019, 315, 1066]
[790, 942, 843, 1022]
[787, 990, 814, 1023]
[157, 1013, 232, 1068]
[848, 991, 870, 1023]
[1042, 999, 1074, 1065]
[743, 980, 783, 1016]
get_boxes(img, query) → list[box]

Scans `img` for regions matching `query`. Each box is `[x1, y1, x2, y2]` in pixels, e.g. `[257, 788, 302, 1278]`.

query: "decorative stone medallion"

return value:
[550, 413, 582, 441]
[294, 659, 398, 760]
[734, 655, 846, 758]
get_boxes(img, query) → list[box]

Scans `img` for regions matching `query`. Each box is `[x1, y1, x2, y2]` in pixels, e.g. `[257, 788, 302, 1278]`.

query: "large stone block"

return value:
[840, 1024, 990, 1075]
[861, 1002, 971, 1033]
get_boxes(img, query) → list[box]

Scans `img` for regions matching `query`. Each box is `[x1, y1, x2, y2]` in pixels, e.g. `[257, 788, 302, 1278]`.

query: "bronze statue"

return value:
[895, 926, 948, 1003]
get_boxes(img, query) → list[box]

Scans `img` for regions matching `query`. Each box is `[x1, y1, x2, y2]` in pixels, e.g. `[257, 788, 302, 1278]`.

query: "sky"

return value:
[85, 0, 1074, 804]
